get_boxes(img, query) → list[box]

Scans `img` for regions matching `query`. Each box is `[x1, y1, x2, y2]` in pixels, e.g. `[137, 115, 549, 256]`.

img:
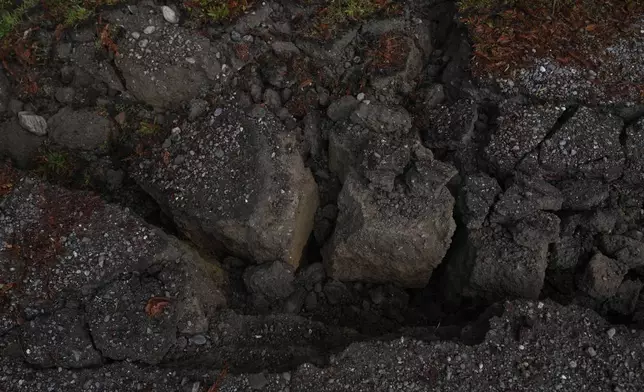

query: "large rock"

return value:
[48, 107, 113, 150]
[133, 98, 318, 267]
[323, 168, 456, 288]
[0, 177, 226, 364]
[518, 107, 625, 181]
[457, 173, 502, 229]
[489, 175, 563, 224]
[419, 99, 478, 150]
[485, 101, 565, 175]
[328, 120, 415, 189]
[107, 5, 226, 107]
[0, 119, 44, 168]
[578, 252, 626, 301]
[446, 224, 551, 300]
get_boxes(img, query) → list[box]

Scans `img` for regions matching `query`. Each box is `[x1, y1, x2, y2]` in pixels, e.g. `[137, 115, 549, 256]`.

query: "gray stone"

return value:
[8, 98, 23, 114]
[0, 119, 43, 167]
[350, 103, 412, 135]
[189, 335, 207, 345]
[323, 170, 455, 288]
[420, 99, 477, 149]
[188, 99, 208, 121]
[162, 5, 179, 23]
[458, 173, 502, 229]
[48, 107, 112, 150]
[18, 112, 47, 136]
[54, 87, 75, 104]
[296, 263, 326, 291]
[323, 280, 350, 305]
[244, 261, 295, 301]
[490, 176, 563, 224]
[578, 252, 626, 301]
[132, 98, 318, 267]
[0, 178, 227, 365]
[559, 179, 610, 210]
[247, 373, 269, 390]
[263, 88, 282, 111]
[271, 41, 300, 57]
[304, 291, 318, 311]
[598, 235, 644, 270]
[283, 288, 307, 314]
[509, 212, 560, 250]
[21, 309, 102, 368]
[608, 279, 643, 315]
[327, 96, 358, 121]
[446, 225, 550, 300]
[485, 102, 564, 175]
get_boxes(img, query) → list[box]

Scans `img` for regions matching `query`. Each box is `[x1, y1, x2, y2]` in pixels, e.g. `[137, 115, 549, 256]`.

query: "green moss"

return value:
[37, 150, 70, 178]
[0, 0, 39, 39]
[184, 0, 249, 23]
[63, 5, 93, 26]
[137, 121, 161, 136]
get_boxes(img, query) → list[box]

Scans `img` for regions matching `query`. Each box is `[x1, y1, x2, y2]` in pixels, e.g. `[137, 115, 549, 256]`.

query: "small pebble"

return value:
[143, 26, 156, 34]
[607, 328, 616, 339]
[587, 347, 597, 357]
[162, 6, 179, 24]
[190, 334, 207, 345]
[131, 32, 140, 39]
[357, 93, 365, 101]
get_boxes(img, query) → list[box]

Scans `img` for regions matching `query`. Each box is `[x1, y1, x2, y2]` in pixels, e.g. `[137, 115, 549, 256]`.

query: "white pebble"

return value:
[143, 26, 156, 34]
[162, 6, 179, 24]
[357, 92, 365, 101]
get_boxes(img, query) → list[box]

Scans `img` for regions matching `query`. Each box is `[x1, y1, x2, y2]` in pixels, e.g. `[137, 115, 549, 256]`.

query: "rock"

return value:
[559, 179, 610, 210]
[578, 252, 626, 301]
[0, 67, 11, 112]
[244, 261, 295, 302]
[189, 335, 207, 345]
[8, 98, 23, 114]
[283, 288, 307, 314]
[48, 107, 113, 150]
[296, 263, 326, 291]
[623, 118, 644, 185]
[304, 291, 318, 311]
[162, 6, 179, 23]
[419, 99, 477, 150]
[111, 6, 222, 107]
[188, 99, 208, 121]
[446, 225, 550, 300]
[520, 107, 625, 181]
[271, 41, 300, 58]
[0, 118, 44, 167]
[328, 122, 414, 188]
[350, 103, 412, 135]
[607, 279, 643, 315]
[485, 102, 565, 175]
[326, 95, 358, 121]
[263, 88, 282, 111]
[133, 98, 318, 267]
[247, 373, 269, 390]
[323, 171, 455, 288]
[458, 173, 502, 229]
[598, 235, 644, 270]
[144, 25, 156, 34]
[21, 309, 102, 368]
[54, 87, 75, 104]
[509, 212, 560, 250]
[18, 112, 48, 136]
[323, 280, 350, 305]
[490, 176, 563, 224]
[0, 178, 226, 365]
